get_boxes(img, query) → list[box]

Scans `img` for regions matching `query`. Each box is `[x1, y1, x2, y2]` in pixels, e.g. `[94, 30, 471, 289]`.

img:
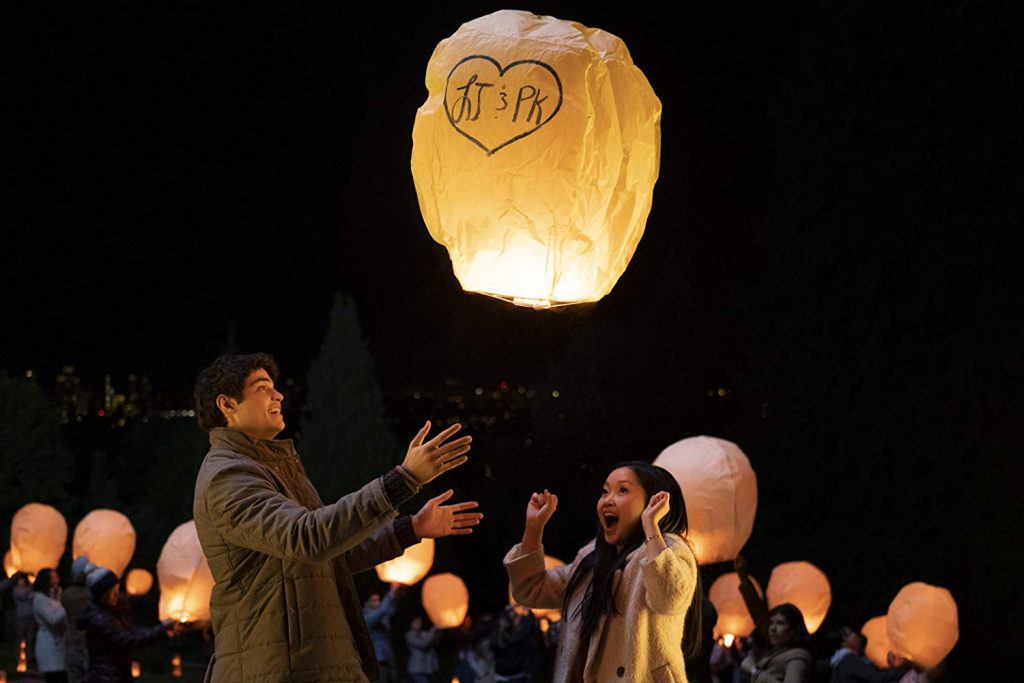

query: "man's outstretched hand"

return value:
[402, 421, 472, 485]
[412, 489, 483, 538]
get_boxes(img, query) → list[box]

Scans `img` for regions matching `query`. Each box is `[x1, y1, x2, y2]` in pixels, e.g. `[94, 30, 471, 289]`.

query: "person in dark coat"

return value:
[829, 627, 904, 683]
[63, 557, 95, 683]
[79, 566, 180, 683]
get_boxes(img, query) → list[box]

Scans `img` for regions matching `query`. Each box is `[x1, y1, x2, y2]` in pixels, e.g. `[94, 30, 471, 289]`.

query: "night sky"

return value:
[3, 2, 1021, 676]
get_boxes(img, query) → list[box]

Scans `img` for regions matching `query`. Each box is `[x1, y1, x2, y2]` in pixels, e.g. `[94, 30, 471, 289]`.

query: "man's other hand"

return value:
[411, 489, 483, 538]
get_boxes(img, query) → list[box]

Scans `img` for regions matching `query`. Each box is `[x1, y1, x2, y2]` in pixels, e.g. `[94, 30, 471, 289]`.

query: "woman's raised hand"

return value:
[525, 489, 558, 532]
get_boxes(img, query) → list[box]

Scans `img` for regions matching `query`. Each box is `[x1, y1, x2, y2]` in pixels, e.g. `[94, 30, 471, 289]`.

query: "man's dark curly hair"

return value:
[193, 352, 279, 432]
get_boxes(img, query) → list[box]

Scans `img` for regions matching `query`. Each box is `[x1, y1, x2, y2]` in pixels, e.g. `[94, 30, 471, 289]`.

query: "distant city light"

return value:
[98, 409, 105, 417]
[25, 370, 34, 378]
[474, 388, 483, 396]
[500, 381, 508, 390]
[718, 388, 728, 397]
[552, 390, 560, 398]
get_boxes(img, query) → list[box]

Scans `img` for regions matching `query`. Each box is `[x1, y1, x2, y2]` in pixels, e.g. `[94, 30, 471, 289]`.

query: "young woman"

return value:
[740, 603, 813, 683]
[32, 568, 68, 683]
[504, 461, 702, 682]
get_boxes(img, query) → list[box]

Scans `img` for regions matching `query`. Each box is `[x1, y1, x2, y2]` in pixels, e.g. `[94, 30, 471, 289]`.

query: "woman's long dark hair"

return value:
[32, 568, 56, 594]
[767, 603, 812, 650]
[561, 461, 704, 657]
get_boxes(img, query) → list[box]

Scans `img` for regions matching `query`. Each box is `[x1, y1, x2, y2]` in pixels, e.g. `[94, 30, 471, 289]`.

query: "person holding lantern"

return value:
[504, 461, 703, 682]
[739, 603, 813, 683]
[192, 352, 483, 682]
[32, 568, 68, 683]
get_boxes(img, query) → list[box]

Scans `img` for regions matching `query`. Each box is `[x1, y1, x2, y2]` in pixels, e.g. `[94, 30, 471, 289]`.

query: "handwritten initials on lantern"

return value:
[444, 55, 563, 156]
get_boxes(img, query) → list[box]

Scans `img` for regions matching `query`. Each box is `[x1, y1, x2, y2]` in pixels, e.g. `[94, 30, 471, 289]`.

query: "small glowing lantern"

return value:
[375, 537, 434, 585]
[886, 582, 958, 668]
[652, 436, 758, 564]
[765, 561, 831, 634]
[861, 616, 891, 669]
[508, 555, 565, 622]
[171, 654, 183, 677]
[10, 503, 67, 575]
[17, 639, 28, 672]
[73, 509, 137, 578]
[422, 573, 469, 628]
[708, 572, 763, 643]
[125, 568, 154, 596]
[131, 661, 141, 678]
[156, 521, 215, 623]
[411, 9, 661, 308]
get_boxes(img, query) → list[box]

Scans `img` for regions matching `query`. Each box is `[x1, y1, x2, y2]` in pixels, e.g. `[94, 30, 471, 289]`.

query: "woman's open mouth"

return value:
[602, 512, 619, 531]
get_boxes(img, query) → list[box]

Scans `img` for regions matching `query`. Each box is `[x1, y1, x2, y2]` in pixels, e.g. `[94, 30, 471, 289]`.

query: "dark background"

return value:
[2, 1, 1022, 678]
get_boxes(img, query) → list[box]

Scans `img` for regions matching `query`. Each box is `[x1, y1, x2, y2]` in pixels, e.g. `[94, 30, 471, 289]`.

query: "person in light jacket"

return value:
[405, 616, 441, 683]
[33, 568, 68, 683]
[505, 461, 703, 683]
[740, 604, 813, 683]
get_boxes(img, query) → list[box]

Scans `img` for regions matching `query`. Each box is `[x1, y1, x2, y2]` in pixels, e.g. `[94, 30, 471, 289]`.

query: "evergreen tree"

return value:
[300, 293, 400, 501]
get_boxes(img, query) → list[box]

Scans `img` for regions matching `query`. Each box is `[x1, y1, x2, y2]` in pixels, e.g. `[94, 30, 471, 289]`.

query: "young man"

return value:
[192, 352, 482, 682]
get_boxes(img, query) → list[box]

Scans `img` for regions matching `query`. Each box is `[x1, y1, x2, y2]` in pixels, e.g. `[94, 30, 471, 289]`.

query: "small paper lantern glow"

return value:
[156, 521, 215, 623]
[708, 572, 763, 641]
[10, 503, 67, 575]
[375, 537, 434, 585]
[422, 573, 469, 628]
[508, 555, 565, 622]
[411, 9, 661, 308]
[861, 616, 891, 669]
[765, 561, 832, 634]
[125, 568, 154, 596]
[886, 582, 958, 669]
[652, 436, 758, 564]
[73, 509, 137, 577]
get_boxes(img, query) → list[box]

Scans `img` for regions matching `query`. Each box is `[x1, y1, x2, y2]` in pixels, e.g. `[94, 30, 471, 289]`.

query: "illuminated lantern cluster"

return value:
[508, 554, 565, 622]
[652, 436, 758, 564]
[10, 503, 67, 576]
[765, 561, 831, 634]
[886, 582, 958, 668]
[861, 616, 891, 668]
[125, 568, 154, 596]
[411, 9, 662, 308]
[708, 572, 763, 646]
[376, 538, 434, 585]
[73, 509, 137, 577]
[422, 573, 469, 628]
[156, 521, 215, 623]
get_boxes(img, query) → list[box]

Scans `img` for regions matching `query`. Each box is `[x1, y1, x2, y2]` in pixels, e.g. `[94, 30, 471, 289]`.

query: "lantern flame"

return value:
[722, 634, 735, 648]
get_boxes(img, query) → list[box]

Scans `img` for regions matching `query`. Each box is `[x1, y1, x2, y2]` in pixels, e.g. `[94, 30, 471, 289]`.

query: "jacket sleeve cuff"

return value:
[382, 467, 419, 508]
[392, 515, 419, 548]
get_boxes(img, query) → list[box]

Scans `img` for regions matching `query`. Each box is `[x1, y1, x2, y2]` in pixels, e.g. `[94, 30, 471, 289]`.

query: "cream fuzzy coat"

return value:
[505, 534, 697, 683]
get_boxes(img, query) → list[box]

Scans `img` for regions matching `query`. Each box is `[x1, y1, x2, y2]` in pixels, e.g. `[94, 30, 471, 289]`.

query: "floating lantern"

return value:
[861, 616, 891, 669]
[17, 639, 28, 672]
[125, 568, 154, 596]
[73, 509, 137, 578]
[765, 561, 831, 634]
[708, 572, 763, 642]
[131, 661, 141, 678]
[375, 537, 434, 585]
[422, 573, 469, 628]
[887, 582, 958, 668]
[156, 521, 215, 623]
[10, 503, 67, 575]
[411, 9, 661, 308]
[508, 554, 565, 622]
[652, 436, 758, 564]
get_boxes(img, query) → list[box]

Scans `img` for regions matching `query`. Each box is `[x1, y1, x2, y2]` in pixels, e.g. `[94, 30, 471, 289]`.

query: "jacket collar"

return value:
[209, 427, 298, 462]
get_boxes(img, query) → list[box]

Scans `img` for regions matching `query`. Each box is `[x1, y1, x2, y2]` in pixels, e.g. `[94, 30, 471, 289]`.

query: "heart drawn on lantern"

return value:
[444, 55, 563, 156]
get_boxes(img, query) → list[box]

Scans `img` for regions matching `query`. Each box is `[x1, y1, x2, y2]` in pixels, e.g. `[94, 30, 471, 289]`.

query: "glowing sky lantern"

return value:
[10, 503, 67, 575]
[861, 615, 891, 669]
[375, 538, 434, 585]
[422, 573, 469, 628]
[156, 521, 215, 623]
[411, 9, 661, 309]
[508, 555, 565, 622]
[708, 572, 763, 645]
[886, 582, 958, 668]
[652, 436, 757, 564]
[73, 509, 136, 578]
[125, 568, 154, 597]
[766, 561, 832, 634]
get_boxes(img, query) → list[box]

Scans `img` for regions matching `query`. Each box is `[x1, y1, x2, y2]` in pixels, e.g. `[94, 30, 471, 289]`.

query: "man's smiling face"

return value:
[220, 368, 285, 441]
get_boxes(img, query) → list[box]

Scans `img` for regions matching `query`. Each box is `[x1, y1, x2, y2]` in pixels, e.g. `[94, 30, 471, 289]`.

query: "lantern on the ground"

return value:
[411, 9, 661, 308]
[125, 568, 154, 596]
[73, 509, 136, 578]
[652, 436, 757, 564]
[766, 561, 831, 634]
[156, 521, 215, 623]
[10, 503, 67, 575]
[422, 573, 469, 628]
[861, 616, 891, 669]
[375, 538, 434, 585]
[886, 582, 958, 668]
[708, 572, 763, 645]
[508, 555, 565, 622]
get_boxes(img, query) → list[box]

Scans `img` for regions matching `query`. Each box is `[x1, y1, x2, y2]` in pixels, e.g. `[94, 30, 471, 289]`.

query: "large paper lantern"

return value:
[708, 572, 763, 645]
[652, 436, 757, 564]
[765, 561, 831, 634]
[73, 509, 136, 578]
[375, 538, 434, 585]
[125, 568, 154, 597]
[411, 9, 661, 308]
[422, 573, 469, 628]
[156, 521, 215, 623]
[10, 503, 67, 575]
[886, 582, 958, 668]
[508, 554, 565, 622]
[861, 616, 891, 669]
